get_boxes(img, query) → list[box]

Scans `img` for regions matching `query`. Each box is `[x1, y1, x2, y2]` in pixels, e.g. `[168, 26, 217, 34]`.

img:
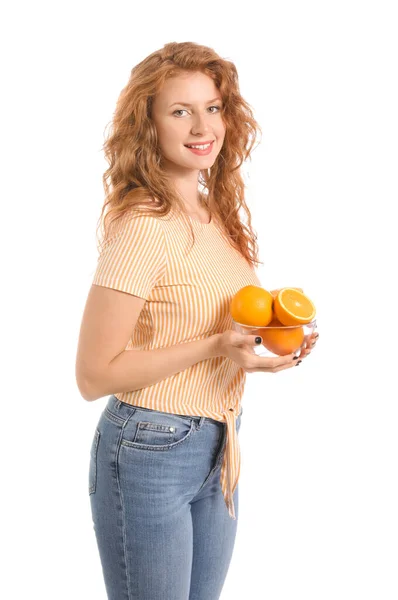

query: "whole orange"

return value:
[258, 318, 305, 356]
[230, 285, 273, 326]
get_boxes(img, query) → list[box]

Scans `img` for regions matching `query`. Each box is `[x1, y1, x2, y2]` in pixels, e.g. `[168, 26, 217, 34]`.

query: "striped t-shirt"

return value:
[91, 203, 261, 519]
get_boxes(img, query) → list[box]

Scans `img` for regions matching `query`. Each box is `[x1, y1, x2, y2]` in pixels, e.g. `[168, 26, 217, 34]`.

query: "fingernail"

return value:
[293, 356, 300, 360]
[255, 337, 262, 344]
[295, 360, 302, 366]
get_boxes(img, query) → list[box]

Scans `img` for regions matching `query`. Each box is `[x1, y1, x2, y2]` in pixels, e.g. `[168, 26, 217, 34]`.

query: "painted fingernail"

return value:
[295, 360, 302, 366]
[293, 356, 300, 360]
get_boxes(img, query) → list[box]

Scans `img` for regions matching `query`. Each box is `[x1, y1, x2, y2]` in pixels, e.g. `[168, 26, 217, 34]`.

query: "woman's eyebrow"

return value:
[169, 97, 222, 108]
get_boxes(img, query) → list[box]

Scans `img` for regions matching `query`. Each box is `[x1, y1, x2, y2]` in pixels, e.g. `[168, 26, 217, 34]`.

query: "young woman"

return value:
[76, 41, 318, 600]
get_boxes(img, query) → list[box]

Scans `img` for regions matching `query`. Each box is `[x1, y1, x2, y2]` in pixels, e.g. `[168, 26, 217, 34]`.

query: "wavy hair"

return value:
[95, 41, 263, 269]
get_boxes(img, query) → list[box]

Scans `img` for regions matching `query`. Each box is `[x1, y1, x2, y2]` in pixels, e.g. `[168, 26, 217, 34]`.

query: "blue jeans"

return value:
[88, 394, 243, 600]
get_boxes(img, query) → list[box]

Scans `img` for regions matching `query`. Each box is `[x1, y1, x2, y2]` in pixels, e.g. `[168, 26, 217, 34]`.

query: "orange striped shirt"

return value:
[92, 204, 261, 519]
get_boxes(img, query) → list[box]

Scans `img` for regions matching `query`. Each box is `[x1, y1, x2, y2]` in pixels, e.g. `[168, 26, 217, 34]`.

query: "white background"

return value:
[2, 1, 397, 598]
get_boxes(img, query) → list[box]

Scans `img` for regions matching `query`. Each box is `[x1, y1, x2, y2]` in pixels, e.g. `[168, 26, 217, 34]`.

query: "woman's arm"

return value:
[76, 283, 223, 402]
[84, 334, 222, 402]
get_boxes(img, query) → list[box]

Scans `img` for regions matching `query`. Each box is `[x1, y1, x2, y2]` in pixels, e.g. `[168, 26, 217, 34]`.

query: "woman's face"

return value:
[151, 71, 226, 176]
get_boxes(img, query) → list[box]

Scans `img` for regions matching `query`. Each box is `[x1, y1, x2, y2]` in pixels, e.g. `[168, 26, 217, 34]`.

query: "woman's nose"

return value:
[191, 114, 212, 135]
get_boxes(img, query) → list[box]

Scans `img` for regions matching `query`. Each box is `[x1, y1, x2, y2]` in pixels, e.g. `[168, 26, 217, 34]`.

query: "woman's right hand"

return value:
[217, 329, 301, 373]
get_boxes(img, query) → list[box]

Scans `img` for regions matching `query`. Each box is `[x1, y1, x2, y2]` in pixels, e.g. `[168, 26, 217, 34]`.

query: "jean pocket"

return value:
[121, 411, 195, 451]
[88, 428, 100, 495]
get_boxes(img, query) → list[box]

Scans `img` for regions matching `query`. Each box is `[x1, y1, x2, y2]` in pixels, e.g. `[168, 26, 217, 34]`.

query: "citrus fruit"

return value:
[258, 318, 305, 356]
[273, 288, 316, 326]
[270, 287, 303, 298]
[230, 285, 273, 326]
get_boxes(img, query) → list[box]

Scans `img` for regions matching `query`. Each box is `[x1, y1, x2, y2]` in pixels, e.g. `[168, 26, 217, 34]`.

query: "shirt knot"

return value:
[219, 405, 242, 520]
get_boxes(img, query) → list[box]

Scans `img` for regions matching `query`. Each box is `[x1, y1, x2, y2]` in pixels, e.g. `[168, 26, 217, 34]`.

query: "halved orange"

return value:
[230, 285, 273, 326]
[273, 288, 316, 326]
[258, 318, 305, 356]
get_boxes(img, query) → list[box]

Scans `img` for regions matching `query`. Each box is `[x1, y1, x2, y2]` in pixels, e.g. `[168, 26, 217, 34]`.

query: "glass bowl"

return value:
[232, 318, 317, 358]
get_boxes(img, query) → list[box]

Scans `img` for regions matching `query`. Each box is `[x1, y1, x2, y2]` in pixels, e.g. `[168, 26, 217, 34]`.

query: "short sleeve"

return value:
[92, 214, 167, 300]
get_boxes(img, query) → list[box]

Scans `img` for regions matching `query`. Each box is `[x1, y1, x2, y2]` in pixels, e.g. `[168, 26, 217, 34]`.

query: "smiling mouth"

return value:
[184, 140, 215, 150]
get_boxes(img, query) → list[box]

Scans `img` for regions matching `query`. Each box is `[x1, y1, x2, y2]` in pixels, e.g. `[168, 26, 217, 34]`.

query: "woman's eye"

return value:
[173, 105, 221, 117]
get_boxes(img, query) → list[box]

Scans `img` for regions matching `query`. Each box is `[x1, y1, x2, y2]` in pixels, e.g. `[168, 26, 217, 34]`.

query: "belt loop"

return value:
[195, 416, 206, 430]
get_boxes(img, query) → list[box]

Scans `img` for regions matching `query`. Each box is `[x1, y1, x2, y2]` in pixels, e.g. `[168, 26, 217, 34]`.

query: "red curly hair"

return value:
[95, 41, 263, 269]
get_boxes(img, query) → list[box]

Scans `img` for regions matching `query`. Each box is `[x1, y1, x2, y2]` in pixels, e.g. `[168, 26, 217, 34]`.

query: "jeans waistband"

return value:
[109, 395, 241, 427]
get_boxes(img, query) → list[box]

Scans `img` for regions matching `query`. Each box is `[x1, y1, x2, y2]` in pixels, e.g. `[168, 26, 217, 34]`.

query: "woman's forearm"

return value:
[84, 333, 223, 402]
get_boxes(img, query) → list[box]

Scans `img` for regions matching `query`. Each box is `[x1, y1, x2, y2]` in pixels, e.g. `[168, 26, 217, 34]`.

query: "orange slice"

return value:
[273, 288, 316, 326]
